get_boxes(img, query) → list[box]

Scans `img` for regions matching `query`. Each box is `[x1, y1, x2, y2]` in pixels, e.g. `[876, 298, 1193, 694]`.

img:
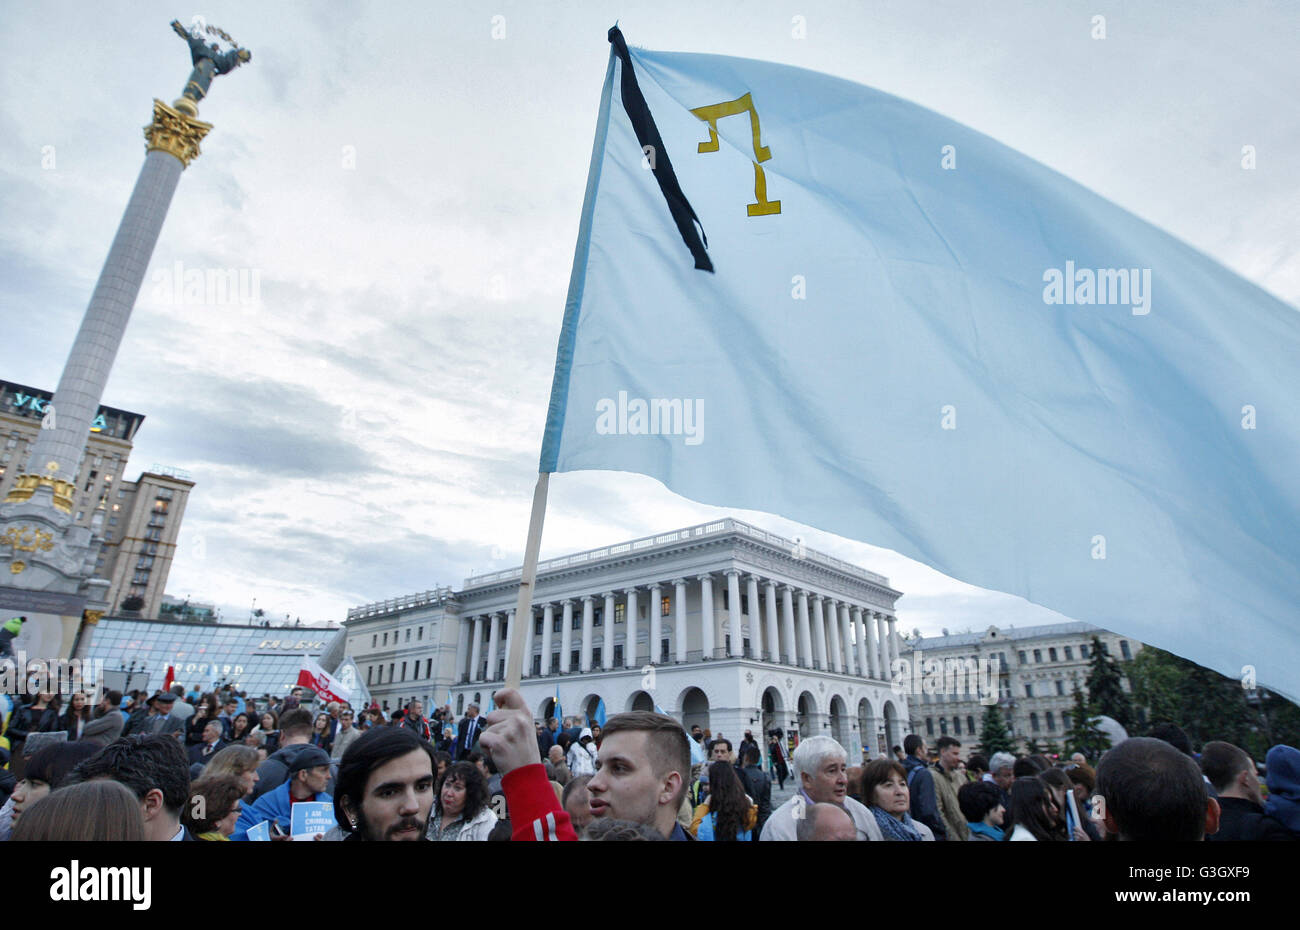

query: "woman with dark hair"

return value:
[690, 761, 757, 841]
[861, 758, 935, 841]
[58, 692, 92, 741]
[12, 780, 146, 842]
[183, 774, 246, 840]
[428, 761, 494, 841]
[1004, 776, 1068, 841]
[253, 710, 280, 755]
[228, 712, 253, 744]
[1065, 760, 1100, 837]
[1040, 767, 1092, 841]
[310, 713, 334, 753]
[6, 741, 102, 837]
[5, 692, 60, 761]
[187, 694, 220, 746]
[7, 691, 58, 733]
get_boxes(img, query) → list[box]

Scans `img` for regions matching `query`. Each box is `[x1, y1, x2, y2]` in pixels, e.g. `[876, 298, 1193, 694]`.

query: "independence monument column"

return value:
[0, 19, 251, 661]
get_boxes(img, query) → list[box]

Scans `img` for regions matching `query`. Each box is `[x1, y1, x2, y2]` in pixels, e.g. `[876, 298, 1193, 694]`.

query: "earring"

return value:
[350, 819, 357, 830]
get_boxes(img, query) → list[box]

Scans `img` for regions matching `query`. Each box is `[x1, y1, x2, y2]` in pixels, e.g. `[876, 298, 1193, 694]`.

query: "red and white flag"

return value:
[295, 657, 351, 704]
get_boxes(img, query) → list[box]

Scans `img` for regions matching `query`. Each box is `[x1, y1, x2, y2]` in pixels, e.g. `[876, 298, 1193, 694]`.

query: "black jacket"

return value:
[739, 764, 773, 827]
[456, 716, 483, 757]
[122, 707, 156, 737]
[1209, 796, 1297, 842]
[58, 711, 91, 742]
[0, 766, 16, 808]
[186, 714, 214, 746]
[5, 703, 59, 742]
[536, 726, 556, 758]
[902, 754, 948, 840]
[398, 715, 432, 741]
[738, 737, 760, 765]
[188, 739, 230, 767]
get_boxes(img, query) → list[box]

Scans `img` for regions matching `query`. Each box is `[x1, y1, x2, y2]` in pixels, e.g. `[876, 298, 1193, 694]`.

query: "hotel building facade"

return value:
[0, 378, 193, 619]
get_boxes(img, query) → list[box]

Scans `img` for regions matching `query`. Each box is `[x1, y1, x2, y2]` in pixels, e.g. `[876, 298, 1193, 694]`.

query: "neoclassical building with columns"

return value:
[342, 518, 909, 761]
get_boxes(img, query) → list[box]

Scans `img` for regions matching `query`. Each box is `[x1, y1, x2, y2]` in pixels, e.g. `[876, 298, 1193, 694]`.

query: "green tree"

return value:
[1253, 691, 1300, 760]
[1084, 636, 1134, 730]
[1127, 646, 1182, 724]
[1063, 685, 1110, 762]
[1125, 645, 1281, 753]
[978, 703, 1017, 755]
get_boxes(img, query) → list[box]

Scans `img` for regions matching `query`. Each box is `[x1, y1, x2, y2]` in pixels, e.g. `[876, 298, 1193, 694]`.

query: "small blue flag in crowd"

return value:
[541, 28, 1300, 701]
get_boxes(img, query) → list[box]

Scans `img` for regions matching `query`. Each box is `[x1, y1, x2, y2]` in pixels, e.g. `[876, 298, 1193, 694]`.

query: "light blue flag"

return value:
[541, 30, 1300, 701]
[553, 688, 562, 723]
[591, 698, 607, 728]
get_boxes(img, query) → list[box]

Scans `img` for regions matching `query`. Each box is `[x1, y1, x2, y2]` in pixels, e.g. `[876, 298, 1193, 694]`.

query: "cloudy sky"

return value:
[1, 1, 1295, 633]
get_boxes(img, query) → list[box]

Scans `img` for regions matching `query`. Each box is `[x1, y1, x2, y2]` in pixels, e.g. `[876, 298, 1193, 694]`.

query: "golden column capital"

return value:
[3, 473, 77, 512]
[144, 99, 213, 167]
[83, 610, 106, 626]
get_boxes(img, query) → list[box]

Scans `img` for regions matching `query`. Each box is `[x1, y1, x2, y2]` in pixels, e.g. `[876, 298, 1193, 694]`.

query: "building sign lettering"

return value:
[256, 639, 326, 652]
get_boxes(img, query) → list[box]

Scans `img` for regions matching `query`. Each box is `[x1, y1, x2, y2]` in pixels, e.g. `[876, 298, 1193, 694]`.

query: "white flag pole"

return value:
[503, 472, 550, 692]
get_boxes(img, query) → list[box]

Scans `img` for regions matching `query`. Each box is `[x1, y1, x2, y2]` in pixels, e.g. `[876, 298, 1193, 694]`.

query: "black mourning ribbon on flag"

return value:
[608, 26, 714, 273]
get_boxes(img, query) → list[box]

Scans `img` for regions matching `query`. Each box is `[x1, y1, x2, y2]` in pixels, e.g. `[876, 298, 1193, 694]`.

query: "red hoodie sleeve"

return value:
[502, 763, 577, 841]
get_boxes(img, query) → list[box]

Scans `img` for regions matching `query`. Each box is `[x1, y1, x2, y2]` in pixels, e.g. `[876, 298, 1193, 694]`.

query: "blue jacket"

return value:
[231, 780, 333, 841]
[967, 821, 1004, 841]
[536, 726, 555, 758]
[1264, 744, 1300, 836]
[695, 809, 752, 842]
[902, 754, 947, 840]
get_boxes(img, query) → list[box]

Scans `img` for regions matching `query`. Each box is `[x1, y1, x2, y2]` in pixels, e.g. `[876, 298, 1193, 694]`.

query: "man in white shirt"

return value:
[760, 735, 883, 841]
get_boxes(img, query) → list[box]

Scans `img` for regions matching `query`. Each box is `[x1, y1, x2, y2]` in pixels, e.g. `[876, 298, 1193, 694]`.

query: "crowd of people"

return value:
[1, 678, 1298, 843]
